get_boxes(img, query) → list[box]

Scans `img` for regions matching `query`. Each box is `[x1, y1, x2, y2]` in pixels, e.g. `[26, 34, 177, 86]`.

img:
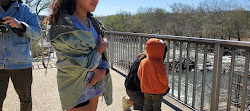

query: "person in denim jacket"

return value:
[0, 0, 41, 111]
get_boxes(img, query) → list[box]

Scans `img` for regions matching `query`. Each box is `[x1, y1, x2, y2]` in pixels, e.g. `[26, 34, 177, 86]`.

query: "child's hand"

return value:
[97, 36, 109, 54]
[87, 69, 106, 86]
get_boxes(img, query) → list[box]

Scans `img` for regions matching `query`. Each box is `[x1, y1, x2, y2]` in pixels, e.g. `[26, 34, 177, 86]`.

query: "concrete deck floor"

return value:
[2, 64, 191, 111]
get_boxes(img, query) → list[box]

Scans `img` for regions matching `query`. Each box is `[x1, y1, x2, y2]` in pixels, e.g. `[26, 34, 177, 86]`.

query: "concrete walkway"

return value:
[2, 64, 191, 111]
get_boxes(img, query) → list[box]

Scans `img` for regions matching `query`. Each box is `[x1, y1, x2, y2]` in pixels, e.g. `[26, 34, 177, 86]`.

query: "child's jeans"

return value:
[143, 93, 163, 111]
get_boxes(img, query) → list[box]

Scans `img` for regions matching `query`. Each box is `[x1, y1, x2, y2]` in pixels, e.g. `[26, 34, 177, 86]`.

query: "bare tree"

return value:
[25, 0, 50, 15]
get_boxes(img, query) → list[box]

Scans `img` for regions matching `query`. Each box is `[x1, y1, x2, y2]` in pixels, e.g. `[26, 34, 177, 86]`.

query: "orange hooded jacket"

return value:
[138, 38, 169, 94]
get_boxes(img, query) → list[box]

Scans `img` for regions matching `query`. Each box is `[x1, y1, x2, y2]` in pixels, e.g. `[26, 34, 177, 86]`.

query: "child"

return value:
[138, 38, 169, 111]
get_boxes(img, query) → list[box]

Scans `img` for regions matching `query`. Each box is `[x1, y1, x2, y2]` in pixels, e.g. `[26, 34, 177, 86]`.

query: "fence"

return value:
[105, 31, 250, 111]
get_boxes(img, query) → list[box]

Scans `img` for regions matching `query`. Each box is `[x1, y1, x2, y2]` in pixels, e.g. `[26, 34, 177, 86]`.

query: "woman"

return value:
[45, 0, 112, 110]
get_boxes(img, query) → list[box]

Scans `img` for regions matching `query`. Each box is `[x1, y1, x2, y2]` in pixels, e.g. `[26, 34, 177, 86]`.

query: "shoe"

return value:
[122, 96, 132, 111]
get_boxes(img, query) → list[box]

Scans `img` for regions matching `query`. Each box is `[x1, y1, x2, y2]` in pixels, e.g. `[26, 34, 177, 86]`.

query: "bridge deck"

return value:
[3, 63, 192, 111]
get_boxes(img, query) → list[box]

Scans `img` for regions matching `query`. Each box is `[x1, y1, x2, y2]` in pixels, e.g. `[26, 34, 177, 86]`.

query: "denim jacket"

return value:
[0, 1, 42, 69]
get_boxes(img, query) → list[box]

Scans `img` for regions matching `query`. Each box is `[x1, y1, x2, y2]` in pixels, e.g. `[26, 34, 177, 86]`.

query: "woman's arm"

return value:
[88, 68, 107, 86]
[87, 36, 109, 86]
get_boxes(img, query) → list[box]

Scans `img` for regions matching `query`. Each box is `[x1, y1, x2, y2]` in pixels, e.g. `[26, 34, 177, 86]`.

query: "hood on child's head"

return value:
[145, 38, 165, 59]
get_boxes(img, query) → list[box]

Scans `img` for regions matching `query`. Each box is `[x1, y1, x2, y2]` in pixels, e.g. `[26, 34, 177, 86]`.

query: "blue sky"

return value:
[41, 0, 250, 16]
[93, 0, 249, 16]
[94, 0, 202, 16]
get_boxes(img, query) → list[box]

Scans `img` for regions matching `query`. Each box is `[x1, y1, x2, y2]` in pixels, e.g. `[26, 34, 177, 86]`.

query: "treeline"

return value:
[99, 2, 249, 41]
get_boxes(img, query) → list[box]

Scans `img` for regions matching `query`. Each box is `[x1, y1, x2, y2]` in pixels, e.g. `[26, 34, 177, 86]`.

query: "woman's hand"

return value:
[97, 36, 109, 54]
[88, 69, 106, 86]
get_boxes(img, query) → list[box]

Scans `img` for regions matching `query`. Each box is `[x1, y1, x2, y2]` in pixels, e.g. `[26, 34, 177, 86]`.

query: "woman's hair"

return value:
[44, 0, 76, 24]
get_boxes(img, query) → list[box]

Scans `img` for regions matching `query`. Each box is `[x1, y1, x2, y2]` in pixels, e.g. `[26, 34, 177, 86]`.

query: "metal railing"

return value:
[105, 31, 250, 111]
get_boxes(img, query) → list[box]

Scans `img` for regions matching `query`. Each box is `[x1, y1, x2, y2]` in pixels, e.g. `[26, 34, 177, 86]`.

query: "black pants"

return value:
[126, 89, 144, 111]
[0, 68, 32, 111]
[143, 93, 163, 111]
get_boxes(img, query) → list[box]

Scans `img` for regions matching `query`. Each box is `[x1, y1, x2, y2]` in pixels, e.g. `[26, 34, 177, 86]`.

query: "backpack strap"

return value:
[88, 13, 106, 38]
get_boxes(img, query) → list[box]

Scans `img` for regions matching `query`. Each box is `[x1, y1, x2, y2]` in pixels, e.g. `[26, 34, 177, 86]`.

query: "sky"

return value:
[94, 0, 202, 16]
[92, 0, 250, 16]
[42, 0, 250, 16]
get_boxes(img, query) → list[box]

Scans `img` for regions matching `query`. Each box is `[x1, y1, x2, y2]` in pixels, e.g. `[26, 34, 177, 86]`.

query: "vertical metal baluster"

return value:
[136, 37, 139, 56]
[192, 43, 199, 107]
[120, 35, 122, 68]
[131, 37, 134, 62]
[240, 49, 249, 111]
[185, 43, 190, 104]
[226, 48, 236, 111]
[121, 36, 124, 69]
[133, 37, 135, 60]
[115, 35, 117, 66]
[130, 37, 132, 69]
[124, 36, 127, 70]
[110, 35, 112, 61]
[133, 37, 136, 62]
[172, 41, 176, 96]
[127, 37, 130, 72]
[139, 37, 143, 53]
[142, 37, 145, 51]
[110, 34, 114, 68]
[166, 41, 170, 81]
[117, 35, 119, 67]
[116, 35, 118, 67]
[120, 36, 122, 68]
[119, 36, 122, 68]
[113, 34, 115, 66]
[210, 44, 223, 111]
[178, 42, 183, 100]
[126, 36, 128, 70]
[122, 36, 125, 69]
[200, 44, 208, 111]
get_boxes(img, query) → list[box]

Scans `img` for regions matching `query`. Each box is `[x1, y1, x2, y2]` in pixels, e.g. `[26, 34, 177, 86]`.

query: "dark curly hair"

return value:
[45, 0, 76, 24]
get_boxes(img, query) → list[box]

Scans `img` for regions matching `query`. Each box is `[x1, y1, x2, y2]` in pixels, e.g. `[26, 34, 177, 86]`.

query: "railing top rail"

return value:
[106, 31, 250, 48]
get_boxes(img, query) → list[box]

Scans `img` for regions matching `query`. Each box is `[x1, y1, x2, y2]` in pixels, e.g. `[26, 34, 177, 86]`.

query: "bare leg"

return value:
[67, 105, 90, 111]
[89, 95, 99, 111]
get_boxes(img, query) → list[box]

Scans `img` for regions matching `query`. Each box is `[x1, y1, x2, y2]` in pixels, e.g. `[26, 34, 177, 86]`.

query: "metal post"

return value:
[110, 34, 114, 68]
[240, 49, 249, 111]
[192, 43, 199, 107]
[166, 41, 170, 81]
[172, 41, 176, 96]
[178, 42, 183, 100]
[185, 43, 190, 104]
[127, 37, 130, 72]
[226, 48, 236, 111]
[139, 37, 143, 53]
[200, 45, 208, 111]
[210, 44, 223, 111]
